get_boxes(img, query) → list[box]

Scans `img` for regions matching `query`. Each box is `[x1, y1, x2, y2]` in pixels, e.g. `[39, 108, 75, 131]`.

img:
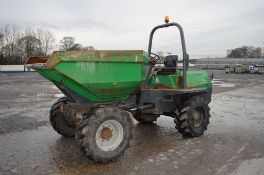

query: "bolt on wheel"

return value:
[95, 120, 124, 151]
[75, 107, 134, 163]
[175, 96, 210, 137]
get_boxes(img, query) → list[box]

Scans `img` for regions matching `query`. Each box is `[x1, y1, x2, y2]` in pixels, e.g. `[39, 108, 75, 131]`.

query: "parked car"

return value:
[235, 64, 246, 74]
[225, 66, 234, 73]
[257, 65, 264, 74]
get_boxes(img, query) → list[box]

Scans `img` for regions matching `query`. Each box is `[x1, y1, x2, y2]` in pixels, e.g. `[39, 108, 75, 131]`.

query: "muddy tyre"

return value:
[76, 108, 134, 163]
[133, 113, 157, 124]
[50, 97, 75, 137]
[174, 96, 210, 137]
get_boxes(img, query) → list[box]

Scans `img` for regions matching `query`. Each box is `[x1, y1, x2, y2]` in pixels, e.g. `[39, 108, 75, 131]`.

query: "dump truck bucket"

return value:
[29, 50, 149, 103]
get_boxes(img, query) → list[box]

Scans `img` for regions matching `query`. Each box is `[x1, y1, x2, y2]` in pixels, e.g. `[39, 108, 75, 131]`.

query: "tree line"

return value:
[226, 46, 262, 58]
[0, 25, 95, 65]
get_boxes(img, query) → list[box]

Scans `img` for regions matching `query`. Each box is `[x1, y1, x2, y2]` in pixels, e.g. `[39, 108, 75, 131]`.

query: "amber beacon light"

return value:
[164, 16, 170, 23]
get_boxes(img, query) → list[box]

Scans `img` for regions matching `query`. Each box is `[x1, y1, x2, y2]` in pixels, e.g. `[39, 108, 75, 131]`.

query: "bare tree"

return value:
[0, 32, 3, 46]
[0, 31, 4, 53]
[87, 46, 95, 50]
[0, 31, 4, 61]
[17, 27, 43, 63]
[226, 46, 257, 58]
[36, 28, 55, 54]
[82, 46, 95, 51]
[1, 24, 20, 58]
[69, 44, 82, 51]
[0, 24, 97, 64]
[59, 36, 75, 51]
[0, 25, 56, 64]
[247, 46, 256, 57]
[241, 46, 248, 58]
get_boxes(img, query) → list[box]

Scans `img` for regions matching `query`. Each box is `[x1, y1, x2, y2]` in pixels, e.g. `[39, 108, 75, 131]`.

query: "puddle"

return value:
[157, 116, 175, 128]
[214, 83, 235, 88]
[0, 74, 8, 77]
[51, 85, 58, 90]
[212, 79, 235, 87]
[37, 93, 49, 97]
[54, 94, 64, 98]
[212, 79, 222, 83]
[230, 158, 264, 175]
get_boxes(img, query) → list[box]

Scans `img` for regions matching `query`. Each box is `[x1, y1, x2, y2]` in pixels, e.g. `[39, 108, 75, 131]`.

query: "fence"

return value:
[0, 65, 26, 72]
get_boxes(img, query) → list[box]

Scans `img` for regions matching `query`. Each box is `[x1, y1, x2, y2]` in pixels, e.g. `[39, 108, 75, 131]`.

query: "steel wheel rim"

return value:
[95, 120, 124, 151]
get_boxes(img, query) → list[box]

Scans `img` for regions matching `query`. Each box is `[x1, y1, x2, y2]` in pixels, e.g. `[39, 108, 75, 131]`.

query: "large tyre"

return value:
[76, 107, 134, 163]
[174, 96, 210, 137]
[133, 112, 157, 124]
[50, 97, 76, 137]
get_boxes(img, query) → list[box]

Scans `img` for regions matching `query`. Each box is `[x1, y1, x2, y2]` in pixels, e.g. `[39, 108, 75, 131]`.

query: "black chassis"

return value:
[127, 87, 212, 115]
[53, 83, 211, 122]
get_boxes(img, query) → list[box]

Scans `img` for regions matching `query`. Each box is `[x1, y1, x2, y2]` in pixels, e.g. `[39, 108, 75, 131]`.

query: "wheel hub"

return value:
[100, 127, 113, 140]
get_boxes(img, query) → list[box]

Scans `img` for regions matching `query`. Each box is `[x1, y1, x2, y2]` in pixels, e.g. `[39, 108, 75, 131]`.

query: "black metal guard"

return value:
[146, 22, 189, 89]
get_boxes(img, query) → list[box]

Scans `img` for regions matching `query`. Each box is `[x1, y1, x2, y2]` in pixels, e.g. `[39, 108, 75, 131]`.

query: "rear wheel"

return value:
[75, 107, 134, 163]
[174, 96, 210, 137]
[50, 97, 76, 137]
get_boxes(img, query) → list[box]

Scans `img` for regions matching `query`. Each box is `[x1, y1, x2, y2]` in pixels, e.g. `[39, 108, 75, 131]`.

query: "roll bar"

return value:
[146, 22, 189, 89]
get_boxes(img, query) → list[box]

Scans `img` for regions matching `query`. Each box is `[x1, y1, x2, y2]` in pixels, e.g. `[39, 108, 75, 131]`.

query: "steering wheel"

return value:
[150, 53, 161, 64]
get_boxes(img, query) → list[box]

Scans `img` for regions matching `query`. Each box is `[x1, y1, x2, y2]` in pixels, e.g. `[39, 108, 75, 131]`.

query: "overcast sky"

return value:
[0, 0, 264, 58]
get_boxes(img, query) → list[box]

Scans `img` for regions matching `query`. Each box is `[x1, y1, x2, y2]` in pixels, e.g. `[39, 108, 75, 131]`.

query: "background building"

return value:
[194, 57, 264, 69]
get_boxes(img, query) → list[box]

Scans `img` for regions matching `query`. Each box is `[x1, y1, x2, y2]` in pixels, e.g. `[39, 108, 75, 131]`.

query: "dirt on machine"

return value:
[27, 17, 213, 163]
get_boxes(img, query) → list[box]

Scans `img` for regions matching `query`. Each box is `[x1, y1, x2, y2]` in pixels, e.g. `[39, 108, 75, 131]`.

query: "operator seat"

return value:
[156, 55, 178, 75]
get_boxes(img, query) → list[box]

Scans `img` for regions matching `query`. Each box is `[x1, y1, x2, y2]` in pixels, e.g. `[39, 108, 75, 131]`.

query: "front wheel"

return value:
[75, 108, 134, 163]
[174, 97, 210, 137]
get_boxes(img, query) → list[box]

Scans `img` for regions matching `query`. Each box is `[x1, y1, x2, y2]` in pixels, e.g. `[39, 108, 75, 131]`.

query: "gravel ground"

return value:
[0, 70, 264, 175]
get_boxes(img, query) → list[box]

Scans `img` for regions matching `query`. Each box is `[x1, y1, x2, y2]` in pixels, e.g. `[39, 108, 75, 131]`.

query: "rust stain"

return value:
[46, 54, 60, 69]
[57, 50, 143, 59]
[149, 84, 172, 89]
[100, 50, 143, 59]
[177, 76, 183, 88]
[25, 56, 50, 65]
[100, 127, 113, 140]
[91, 86, 133, 97]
